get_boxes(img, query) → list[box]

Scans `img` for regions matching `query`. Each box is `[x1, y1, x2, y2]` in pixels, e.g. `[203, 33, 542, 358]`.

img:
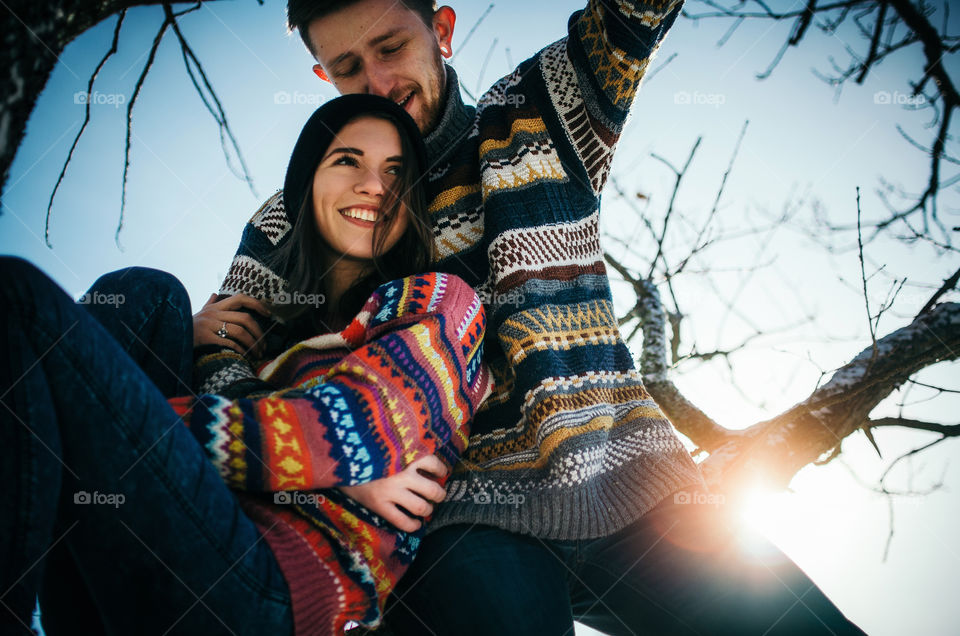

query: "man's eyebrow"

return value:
[330, 29, 405, 68]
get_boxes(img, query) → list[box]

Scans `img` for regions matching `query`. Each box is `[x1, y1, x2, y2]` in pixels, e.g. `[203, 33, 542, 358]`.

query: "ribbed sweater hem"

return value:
[429, 447, 707, 541]
[241, 501, 343, 636]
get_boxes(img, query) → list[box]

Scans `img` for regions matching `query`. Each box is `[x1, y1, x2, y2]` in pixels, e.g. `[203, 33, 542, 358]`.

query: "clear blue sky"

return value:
[3, 2, 958, 634]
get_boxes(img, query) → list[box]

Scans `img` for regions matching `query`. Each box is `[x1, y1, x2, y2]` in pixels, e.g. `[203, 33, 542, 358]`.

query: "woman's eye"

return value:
[334, 156, 358, 166]
[385, 165, 401, 175]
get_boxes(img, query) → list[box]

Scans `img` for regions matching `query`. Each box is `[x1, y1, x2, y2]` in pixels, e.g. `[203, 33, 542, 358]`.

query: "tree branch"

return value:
[699, 301, 960, 490]
[44, 10, 126, 247]
[869, 416, 960, 435]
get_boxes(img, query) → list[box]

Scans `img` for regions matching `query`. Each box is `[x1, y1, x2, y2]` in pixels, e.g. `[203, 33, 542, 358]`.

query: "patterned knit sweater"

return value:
[217, 0, 704, 543]
[169, 273, 490, 634]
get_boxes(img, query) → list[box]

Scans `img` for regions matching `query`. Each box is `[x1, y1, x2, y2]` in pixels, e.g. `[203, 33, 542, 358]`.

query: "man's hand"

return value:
[339, 455, 449, 533]
[193, 293, 271, 357]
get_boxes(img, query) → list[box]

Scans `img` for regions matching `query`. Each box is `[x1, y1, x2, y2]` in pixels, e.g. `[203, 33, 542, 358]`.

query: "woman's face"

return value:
[311, 115, 411, 265]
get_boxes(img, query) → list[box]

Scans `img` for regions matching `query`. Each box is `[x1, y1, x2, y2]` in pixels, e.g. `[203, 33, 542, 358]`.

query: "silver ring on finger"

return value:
[216, 321, 229, 339]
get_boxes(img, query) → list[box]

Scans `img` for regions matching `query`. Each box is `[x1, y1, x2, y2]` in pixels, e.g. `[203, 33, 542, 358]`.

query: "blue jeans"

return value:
[0, 257, 293, 635]
[385, 493, 867, 635]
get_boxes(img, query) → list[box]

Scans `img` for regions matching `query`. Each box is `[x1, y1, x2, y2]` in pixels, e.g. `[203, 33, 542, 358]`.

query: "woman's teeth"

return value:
[341, 208, 379, 222]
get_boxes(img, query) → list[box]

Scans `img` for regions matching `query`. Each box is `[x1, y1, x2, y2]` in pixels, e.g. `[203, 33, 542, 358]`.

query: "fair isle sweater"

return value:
[170, 273, 490, 634]
[217, 0, 704, 542]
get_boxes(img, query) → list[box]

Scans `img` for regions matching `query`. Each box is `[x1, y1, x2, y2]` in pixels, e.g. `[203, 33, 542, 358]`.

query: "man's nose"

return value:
[364, 63, 395, 99]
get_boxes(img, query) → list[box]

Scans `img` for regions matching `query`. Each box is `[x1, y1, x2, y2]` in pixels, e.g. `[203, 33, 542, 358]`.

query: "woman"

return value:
[0, 94, 489, 635]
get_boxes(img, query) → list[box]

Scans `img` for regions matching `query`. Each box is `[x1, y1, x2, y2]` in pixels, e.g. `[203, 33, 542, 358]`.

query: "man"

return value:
[198, 1, 867, 633]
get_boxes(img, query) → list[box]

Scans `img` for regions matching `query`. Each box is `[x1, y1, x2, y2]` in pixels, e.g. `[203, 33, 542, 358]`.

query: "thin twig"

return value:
[45, 11, 126, 248]
[119, 9, 173, 248]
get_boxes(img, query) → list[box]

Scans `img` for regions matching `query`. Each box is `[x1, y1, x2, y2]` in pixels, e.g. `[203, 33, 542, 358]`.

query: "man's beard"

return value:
[418, 46, 447, 134]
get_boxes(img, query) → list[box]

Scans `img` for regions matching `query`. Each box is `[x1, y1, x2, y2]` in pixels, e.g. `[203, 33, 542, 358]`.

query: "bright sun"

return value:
[733, 484, 800, 563]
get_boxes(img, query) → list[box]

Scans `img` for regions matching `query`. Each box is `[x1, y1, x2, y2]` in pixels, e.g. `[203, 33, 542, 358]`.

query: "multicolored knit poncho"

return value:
[169, 273, 489, 634]
[218, 0, 704, 546]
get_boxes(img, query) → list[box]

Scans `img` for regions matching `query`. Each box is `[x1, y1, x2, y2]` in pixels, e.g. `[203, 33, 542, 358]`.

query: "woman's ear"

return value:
[433, 6, 456, 59]
[313, 63, 330, 82]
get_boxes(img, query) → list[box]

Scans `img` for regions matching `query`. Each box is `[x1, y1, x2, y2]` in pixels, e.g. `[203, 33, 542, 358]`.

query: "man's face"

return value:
[308, 0, 453, 135]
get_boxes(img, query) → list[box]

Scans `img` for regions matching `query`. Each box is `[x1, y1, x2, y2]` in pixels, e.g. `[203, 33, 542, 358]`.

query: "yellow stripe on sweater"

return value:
[478, 118, 548, 156]
[428, 184, 481, 213]
[407, 324, 469, 447]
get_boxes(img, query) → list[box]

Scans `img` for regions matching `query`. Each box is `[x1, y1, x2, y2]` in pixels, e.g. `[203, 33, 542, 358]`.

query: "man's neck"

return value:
[423, 65, 475, 164]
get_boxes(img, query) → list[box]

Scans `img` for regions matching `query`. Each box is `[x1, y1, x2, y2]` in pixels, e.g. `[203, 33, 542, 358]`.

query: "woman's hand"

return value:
[339, 455, 449, 533]
[193, 293, 271, 357]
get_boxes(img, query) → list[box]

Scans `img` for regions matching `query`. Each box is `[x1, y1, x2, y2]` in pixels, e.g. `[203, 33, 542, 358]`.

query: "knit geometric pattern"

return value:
[219, 191, 289, 301]
[216, 0, 703, 554]
[169, 273, 490, 632]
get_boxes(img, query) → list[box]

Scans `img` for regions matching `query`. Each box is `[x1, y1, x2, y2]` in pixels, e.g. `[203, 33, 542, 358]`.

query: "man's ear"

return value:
[433, 6, 456, 58]
[313, 63, 330, 83]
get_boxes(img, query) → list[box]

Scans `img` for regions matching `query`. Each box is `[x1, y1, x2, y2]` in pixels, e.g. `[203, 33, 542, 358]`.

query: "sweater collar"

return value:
[423, 65, 475, 164]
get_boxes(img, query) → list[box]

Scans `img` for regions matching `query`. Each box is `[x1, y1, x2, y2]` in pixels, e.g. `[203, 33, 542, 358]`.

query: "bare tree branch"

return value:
[685, 0, 959, 244]
[1, 0, 263, 245]
[869, 416, 960, 435]
[628, 273, 735, 451]
[165, 4, 257, 198]
[648, 137, 701, 280]
[118, 8, 173, 247]
[44, 10, 126, 248]
[918, 264, 960, 316]
[699, 301, 960, 491]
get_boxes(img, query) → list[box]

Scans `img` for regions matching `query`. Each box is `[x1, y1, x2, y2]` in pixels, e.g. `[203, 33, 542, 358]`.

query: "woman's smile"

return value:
[339, 205, 380, 226]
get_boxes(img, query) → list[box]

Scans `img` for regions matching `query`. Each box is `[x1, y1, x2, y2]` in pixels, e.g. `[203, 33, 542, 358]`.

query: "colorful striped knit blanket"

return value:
[169, 273, 490, 633]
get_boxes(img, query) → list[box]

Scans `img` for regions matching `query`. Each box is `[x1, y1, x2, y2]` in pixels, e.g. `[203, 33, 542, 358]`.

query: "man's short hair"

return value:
[287, 1, 439, 55]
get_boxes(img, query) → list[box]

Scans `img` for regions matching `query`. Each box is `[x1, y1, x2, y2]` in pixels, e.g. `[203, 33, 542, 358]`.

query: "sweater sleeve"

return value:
[218, 190, 291, 301]
[169, 273, 490, 492]
[540, 0, 684, 196]
[194, 190, 293, 397]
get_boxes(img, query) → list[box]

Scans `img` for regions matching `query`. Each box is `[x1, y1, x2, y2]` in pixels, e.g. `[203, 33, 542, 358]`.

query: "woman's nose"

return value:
[354, 169, 385, 196]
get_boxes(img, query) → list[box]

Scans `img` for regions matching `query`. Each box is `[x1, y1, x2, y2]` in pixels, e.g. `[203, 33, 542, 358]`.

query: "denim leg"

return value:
[385, 523, 574, 636]
[39, 266, 196, 634]
[571, 492, 867, 636]
[79, 266, 194, 398]
[0, 257, 292, 635]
